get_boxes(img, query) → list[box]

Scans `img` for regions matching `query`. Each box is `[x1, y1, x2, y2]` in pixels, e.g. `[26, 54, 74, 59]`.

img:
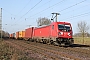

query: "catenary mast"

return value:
[0, 8, 2, 40]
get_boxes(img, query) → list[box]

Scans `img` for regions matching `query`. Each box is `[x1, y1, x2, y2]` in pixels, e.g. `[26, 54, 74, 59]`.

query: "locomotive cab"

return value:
[51, 22, 74, 45]
[58, 23, 72, 38]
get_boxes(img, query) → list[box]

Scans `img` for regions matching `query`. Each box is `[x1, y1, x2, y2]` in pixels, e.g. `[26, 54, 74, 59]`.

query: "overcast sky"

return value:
[0, 0, 90, 34]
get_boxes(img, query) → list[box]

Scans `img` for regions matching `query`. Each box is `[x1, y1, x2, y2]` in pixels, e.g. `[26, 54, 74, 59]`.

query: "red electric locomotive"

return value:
[33, 22, 74, 45]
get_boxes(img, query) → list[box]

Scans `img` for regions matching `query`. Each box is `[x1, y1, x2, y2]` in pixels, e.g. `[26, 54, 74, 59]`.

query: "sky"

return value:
[0, 0, 90, 34]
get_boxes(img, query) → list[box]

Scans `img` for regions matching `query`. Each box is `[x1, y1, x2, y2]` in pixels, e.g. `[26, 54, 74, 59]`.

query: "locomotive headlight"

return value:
[58, 32, 63, 35]
[61, 32, 63, 35]
[68, 33, 71, 36]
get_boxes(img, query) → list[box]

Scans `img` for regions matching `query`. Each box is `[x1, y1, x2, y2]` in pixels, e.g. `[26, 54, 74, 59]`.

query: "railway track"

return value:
[4, 39, 90, 60]
[25, 41, 90, 55]
[26, 41, 90, 60]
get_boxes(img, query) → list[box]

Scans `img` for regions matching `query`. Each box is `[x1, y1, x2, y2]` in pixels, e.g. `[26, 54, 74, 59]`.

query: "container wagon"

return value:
[9, 34, 13, 39]
[9, 33, 15, 39]
[16, 31, 19, 39]
[18, 31, 25, 40]
[24, 27, 34, 41]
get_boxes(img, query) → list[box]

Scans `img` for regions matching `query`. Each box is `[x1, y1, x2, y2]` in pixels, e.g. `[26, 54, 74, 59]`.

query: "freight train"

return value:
[10, 22, 74, 45]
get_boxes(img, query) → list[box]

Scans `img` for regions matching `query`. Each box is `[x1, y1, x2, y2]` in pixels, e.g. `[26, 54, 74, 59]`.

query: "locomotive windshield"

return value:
[58, 24, 71, 32]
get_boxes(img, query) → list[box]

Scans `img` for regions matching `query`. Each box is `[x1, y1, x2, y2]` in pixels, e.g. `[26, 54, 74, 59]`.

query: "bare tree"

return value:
[37, 17, 51, 27]
[77, 21, 89, 44]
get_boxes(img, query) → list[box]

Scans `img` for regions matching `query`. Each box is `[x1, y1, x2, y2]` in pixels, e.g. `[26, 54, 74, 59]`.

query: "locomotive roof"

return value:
[35, 21, 71, 29]
[52, 22, 71, 24]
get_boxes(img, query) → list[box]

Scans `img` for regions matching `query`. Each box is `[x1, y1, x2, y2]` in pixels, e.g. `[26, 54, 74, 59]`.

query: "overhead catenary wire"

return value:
[23, 0, 52, 20]
[28, 0, 66, 19]
[25, 0, 52, 20]
[13, 0, 42, 26]
[4, 0, 87, 23]
[62, 12, 90, 20]
[9, 0, 32, 26]
[18, 0, 52, 20]
[14, 0, 52, 23]
[27, 0, 86, 20]
[15, 0, 87, 27]
[20, 0, 42, 19]
[6, 0, 89, 33]
[14, 0, 65, 26]
[3, 0, 42, 32]
[61, 3, 90, 15]
[33, 0, 52, 11]
[2, 8, 16, 16]
[2, 8, 17, 26]
[4, 0, 31, 24]
[58, 0, 87, 12]
[16, 0, 31, 16]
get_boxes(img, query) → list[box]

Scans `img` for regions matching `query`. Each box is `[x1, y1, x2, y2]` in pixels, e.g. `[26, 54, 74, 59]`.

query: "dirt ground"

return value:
[0, 39, 90, 60]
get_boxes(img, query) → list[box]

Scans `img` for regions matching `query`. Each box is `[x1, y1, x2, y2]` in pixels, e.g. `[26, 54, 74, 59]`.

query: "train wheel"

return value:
[50, 40, 53, 45]
[43, 40, 46, 44]
[35, 39, 38, 43]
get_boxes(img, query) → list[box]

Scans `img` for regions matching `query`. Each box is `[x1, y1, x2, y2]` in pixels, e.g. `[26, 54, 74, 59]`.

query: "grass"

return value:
[0, 40, 12, 60]
[0, 40, 36, 60]
[74, 37, 90, 45]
